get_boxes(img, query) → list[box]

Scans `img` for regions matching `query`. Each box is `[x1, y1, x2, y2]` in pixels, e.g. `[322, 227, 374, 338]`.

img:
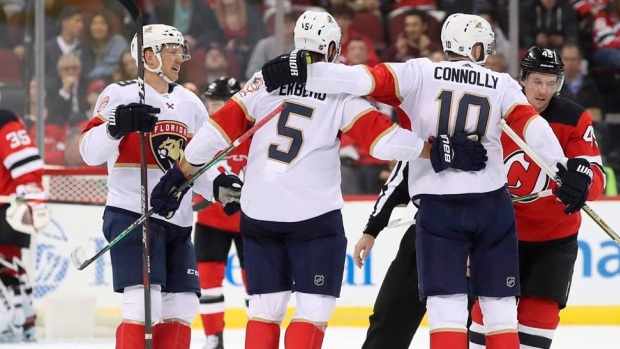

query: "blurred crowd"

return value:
[0, 0, 618, 195]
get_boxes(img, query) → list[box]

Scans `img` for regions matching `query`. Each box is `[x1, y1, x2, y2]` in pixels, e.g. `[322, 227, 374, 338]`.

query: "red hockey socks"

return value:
[469, 299, 487, 348]
[153, 321, 191, 349]
[517, 296, 560, 349]
[246, 319, 281, 349]
[430, 330, 467, 349]
[198, 261, 226, 335]
[486, 332, 519, 349]
[115, 322, 145, 349]
[284, 321, 326, 349]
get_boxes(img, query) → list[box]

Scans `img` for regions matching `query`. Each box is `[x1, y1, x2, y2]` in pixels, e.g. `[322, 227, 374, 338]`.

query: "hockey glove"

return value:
[151, 165, 191, 219]
[262, 49, 311, 92]
[6, 184, 50, 235]
[555, 158, 592, 214]
[430, 133, 487, 173]
[213, 172, 243, 216]
[107, 103, 160, 140]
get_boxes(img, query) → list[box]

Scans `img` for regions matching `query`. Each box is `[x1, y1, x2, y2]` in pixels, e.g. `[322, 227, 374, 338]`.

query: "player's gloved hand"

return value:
[107, 102, 160, 140]
[262, 49, 311, 92]
[429, 133, 487, 173]
[213, 172, 243, 216]
[555, 158, 592, 214]
[6, 184, 50, 234]
[151, 165, 191, 219]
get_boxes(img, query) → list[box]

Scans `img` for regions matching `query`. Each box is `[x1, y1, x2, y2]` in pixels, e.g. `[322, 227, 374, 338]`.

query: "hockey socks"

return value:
[517, 296, 559, 349]
[430, 331, 467, 349]
[246, 320, 280, 349]
[469, 300, 520, 349]
[115, 322, 144, 349]
[198, 262, 226, 336]
[284, 321, 326, 349]
[153, 321, 191, 349]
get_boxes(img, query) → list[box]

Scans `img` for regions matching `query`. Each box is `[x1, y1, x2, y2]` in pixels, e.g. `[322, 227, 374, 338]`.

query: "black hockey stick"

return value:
[499, 119, 620, 245]
[117, 1, 152, 347]
[70, 103, 286, 271]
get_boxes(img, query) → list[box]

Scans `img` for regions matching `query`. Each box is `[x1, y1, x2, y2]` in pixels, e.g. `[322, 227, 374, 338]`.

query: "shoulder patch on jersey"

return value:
[0, 109, 20, 129]
[543, 96, 586, 126]
[96, 96, 110, 114]
[238, 77, 263, 97]
[149, 120, 189, 172]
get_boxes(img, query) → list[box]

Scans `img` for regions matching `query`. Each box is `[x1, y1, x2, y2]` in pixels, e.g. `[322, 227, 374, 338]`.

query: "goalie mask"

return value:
[131, 24, 191, 83]
[294, 10, 342, 63]
[441, 13, 496, 65]
[519, 46, 565, 93]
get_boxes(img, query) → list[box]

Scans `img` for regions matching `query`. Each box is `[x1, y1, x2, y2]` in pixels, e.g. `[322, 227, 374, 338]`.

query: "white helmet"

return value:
[130, 24, 191, 83]
[441, 13, 496, 65]
[294, 10, 341, 63]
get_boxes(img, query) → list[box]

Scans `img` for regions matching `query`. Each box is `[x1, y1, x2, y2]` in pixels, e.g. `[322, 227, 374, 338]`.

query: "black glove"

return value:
[213, 172, 243, 216]
[107, 102, 160, 140]
[151, 165, 191, 219]
[262, 49, 310, 92]
[430, 133, 488, 173]
[555, 158, 593, 214]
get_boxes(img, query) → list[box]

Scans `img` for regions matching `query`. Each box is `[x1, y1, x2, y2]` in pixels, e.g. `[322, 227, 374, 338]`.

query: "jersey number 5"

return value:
[268, 102, 314, 164]
[436, 90, 491, 135]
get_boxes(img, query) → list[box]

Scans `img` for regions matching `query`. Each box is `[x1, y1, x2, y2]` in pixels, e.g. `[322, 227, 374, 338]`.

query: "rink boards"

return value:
[29, 199, 620, 328]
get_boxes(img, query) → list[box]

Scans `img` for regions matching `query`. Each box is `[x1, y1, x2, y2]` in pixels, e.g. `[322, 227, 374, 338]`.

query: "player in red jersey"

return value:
[194, 77, 248, 349]
[0, 109, 48, 343]
[469, 46, 606, 349]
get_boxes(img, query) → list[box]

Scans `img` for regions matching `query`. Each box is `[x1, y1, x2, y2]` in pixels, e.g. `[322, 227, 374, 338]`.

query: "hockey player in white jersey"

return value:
[260, 13, 580, 349]
[79, 24, 239, 349]
[150, 11, 489, 349]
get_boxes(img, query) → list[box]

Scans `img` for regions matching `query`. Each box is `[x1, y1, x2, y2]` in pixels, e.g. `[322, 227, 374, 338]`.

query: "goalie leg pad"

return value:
[293, 292, 336, 323]
[161, 292, 199, 325]
[120, 284, 162, 323]
[247, 291, 291, 322]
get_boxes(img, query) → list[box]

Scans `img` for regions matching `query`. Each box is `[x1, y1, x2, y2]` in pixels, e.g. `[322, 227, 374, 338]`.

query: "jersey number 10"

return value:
[436, 90, 491, 136]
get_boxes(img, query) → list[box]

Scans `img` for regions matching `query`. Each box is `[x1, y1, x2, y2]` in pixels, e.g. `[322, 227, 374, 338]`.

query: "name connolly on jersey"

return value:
[434, 66, 499, 90]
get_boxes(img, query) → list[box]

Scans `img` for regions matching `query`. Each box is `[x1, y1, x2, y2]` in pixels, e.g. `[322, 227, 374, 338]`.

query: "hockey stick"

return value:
[0, 196, 104, 206]
[499, 118, 620, 245]
[386, 189, 554, 228]
[70, 102, 286, 271]
[116, 1, 152, 347]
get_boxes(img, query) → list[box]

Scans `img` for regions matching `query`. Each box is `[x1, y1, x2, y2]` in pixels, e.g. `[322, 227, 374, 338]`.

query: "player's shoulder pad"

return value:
[543, 96, 586, 126]
[0, 109, 21, 129]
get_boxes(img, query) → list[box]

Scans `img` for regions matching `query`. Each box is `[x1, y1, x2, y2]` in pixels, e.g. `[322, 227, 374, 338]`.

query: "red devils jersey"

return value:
[195, 141, 249, 233]
[503, 97, 605, 242]
[0, 111, 44, 204]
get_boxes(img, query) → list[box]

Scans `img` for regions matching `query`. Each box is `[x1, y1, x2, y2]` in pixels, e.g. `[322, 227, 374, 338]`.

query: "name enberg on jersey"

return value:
[434, 67, 498, 89]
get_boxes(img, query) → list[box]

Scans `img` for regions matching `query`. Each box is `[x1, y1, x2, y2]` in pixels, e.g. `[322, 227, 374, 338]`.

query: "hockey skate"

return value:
[203, 331, 224, 349]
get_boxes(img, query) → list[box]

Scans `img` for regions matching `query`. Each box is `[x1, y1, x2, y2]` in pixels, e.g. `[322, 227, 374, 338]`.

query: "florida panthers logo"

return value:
[149, 121, 188, 171]
[504, 149, 551, 202]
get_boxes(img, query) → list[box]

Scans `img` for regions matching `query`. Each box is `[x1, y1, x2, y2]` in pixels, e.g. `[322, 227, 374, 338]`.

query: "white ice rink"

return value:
[1, 326, 618, 348]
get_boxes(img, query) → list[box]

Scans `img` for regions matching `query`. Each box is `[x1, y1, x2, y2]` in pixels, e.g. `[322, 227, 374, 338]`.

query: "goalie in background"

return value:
[0, 109, 49, 343]
[194, 76, 247, 349]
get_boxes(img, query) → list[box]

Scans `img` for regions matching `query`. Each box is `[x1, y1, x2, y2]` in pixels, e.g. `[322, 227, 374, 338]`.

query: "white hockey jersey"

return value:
[304, 59, 567, 199]
[79, 80, 213, 227]
[184, 73, 427, 222]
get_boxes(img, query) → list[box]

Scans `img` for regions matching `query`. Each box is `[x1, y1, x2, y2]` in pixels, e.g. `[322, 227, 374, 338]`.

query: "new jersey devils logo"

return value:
[216, 154, 248, 180]
[505, 149, 550, 201]
[149, 121, 188, 171]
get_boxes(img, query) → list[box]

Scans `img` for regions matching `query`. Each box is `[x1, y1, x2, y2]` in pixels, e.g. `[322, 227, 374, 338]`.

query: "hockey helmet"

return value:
[519, 46, 565, 92]
[294, 10, 342, 62]
[204, 77, 241, 101]
[441, 13, 496, 65]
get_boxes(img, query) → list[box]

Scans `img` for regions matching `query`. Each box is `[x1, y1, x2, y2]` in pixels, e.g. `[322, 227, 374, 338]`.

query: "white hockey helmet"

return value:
[130, 24, 191, 83]
[294, 10, 342, 62]
[441, 13, 496, 65]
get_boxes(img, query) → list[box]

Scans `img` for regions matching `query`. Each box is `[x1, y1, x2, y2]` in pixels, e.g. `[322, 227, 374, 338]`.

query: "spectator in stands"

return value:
[44, 6, 84, 80]
[151, 0, 225, 49]
[381, 9, 441, 62]
[46, 52, 88, 130]
[111, 49, 137, 82]
[485, 53, 507, 73]
[81, 11, 129, 82]
[427, 50, 445, 62]
[520, 0, 579, 50]
[329, 0, 382, 17]
[560, 43, 610, 157]
[25, 78, 64, 165]
[344, 37, 370, 65]
[389, 0, 437, 10]
[591, 0, 620, 69]
[204, 42, 240, 85]
[331, 4, 380, 66]
[213, 0, 265, 74]
[477, 8, 511, 59]
[245, 11, 296, 79]
[570, 0, 609, 19]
